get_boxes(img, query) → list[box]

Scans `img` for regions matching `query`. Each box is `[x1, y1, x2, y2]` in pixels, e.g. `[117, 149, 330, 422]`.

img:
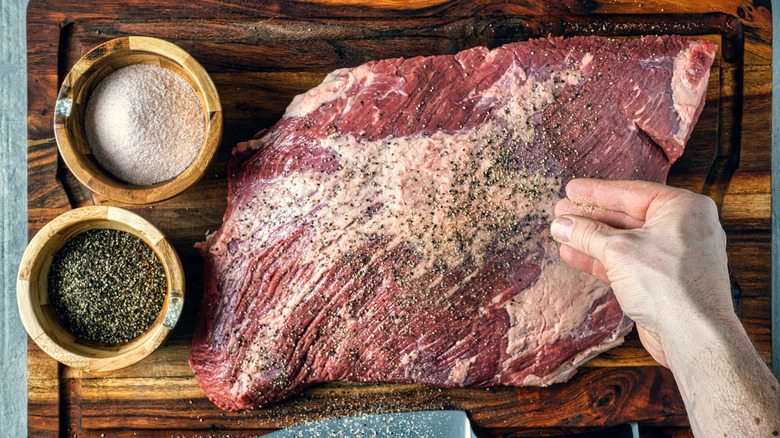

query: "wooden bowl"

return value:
[53, 36, 222, 204]
[17, 206, 185, 372]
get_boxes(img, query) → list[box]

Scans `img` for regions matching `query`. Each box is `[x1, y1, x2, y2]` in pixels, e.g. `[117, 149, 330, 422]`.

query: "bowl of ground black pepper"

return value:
[17, 206, 185, 372]
[54, 36, 222, 204]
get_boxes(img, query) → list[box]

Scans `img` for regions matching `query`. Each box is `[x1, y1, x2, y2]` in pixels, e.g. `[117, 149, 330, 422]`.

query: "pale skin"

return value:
[550, 178, 780, 437]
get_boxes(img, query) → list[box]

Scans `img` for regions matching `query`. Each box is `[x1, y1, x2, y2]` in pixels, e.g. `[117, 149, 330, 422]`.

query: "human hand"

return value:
[549, 179, 735, 367]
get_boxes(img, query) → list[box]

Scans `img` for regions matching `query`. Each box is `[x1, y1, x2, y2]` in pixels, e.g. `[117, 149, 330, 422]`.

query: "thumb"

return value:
[550, 215, 616, 267]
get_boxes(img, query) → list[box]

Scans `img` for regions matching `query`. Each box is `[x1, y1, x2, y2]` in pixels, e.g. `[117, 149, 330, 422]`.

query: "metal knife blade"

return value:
[262, 410, 477, 437]
[564, 423, 639, 438]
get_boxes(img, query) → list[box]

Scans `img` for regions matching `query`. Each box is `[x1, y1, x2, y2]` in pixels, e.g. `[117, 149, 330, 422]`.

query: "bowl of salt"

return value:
[54, 36, 222, 204]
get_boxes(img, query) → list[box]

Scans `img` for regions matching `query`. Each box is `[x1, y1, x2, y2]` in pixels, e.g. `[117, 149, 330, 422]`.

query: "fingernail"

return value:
[551, 217, 573, 243]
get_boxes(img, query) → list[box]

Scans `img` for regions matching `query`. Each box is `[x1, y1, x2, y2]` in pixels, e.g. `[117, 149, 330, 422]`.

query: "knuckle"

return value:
[575, 220, 600, 247]
[574, 220, 613, 258]
[681, 192, 714, 213]
[689, 195, 724, 237]
[672, 193, 723, 238]
[692, 194, 719, 218]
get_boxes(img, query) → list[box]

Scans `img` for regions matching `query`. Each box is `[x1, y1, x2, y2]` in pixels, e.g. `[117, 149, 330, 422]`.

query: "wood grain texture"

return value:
[26, 0, 772, 436]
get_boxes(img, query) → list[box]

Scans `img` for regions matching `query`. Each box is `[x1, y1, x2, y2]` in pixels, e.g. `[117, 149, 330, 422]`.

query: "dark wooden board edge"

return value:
[772, 0, 779, 382]
[24, 1, 776, 436]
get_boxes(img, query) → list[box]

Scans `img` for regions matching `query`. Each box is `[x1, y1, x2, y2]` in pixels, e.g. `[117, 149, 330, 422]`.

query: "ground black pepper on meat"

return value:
[47, 228, 166, 344]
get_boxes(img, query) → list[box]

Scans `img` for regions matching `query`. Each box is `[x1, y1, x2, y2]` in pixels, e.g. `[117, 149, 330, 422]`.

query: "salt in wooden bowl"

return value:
[53, 36, 222, 204]
[17, 206, 185, 372]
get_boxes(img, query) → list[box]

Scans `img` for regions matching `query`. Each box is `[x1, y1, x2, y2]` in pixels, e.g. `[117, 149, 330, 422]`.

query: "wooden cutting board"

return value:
[26, 0, 772, 436]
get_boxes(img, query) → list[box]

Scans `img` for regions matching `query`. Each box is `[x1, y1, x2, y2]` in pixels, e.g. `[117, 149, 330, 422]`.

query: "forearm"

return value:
[661, 312, 780, 437]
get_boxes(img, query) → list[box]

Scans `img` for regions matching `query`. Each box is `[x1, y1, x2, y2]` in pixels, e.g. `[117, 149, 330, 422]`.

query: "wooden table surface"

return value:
[26, 0, 772, 436]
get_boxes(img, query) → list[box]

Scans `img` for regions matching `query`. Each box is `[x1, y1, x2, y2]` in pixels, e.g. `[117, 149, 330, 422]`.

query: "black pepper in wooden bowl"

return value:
[47, 228, 166, 344]
[18, 206, 184, 372]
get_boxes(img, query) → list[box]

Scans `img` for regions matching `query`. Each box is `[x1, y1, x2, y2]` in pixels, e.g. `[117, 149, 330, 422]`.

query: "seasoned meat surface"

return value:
[190, 35, 716, 411]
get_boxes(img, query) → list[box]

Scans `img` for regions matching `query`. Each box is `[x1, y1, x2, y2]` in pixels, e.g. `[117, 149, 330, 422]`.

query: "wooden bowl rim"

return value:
[53, 36, 222, 205]
[17, 206, 185, 373]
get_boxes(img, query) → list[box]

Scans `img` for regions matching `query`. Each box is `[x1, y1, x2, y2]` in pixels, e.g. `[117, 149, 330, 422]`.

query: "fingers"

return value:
[550, 214, 617, 270]
[565, 178, 675, 222]
[555, 198, 645, 230]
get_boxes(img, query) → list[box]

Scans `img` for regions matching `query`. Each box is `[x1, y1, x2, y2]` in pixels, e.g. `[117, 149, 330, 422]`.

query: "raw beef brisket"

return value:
[191, 35, 716, 411]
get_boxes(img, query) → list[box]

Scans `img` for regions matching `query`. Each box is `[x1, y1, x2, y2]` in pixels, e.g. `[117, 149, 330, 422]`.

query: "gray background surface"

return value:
[0, 1, 776, 435]
[1, 0, 30, 435]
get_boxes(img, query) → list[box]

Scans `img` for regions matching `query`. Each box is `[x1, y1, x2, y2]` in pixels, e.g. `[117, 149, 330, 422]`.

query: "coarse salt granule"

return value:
[84, 63, 205, 185]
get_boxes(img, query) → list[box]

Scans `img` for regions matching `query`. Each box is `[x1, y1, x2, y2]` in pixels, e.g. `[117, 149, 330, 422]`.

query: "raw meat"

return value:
[190, 35, 716, 411]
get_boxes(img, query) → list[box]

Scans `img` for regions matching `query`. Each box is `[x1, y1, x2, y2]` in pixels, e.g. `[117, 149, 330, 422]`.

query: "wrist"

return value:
[658, 309, 748, 398]
[652, 281, 741, 367]
[654, 304, 780, 437]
